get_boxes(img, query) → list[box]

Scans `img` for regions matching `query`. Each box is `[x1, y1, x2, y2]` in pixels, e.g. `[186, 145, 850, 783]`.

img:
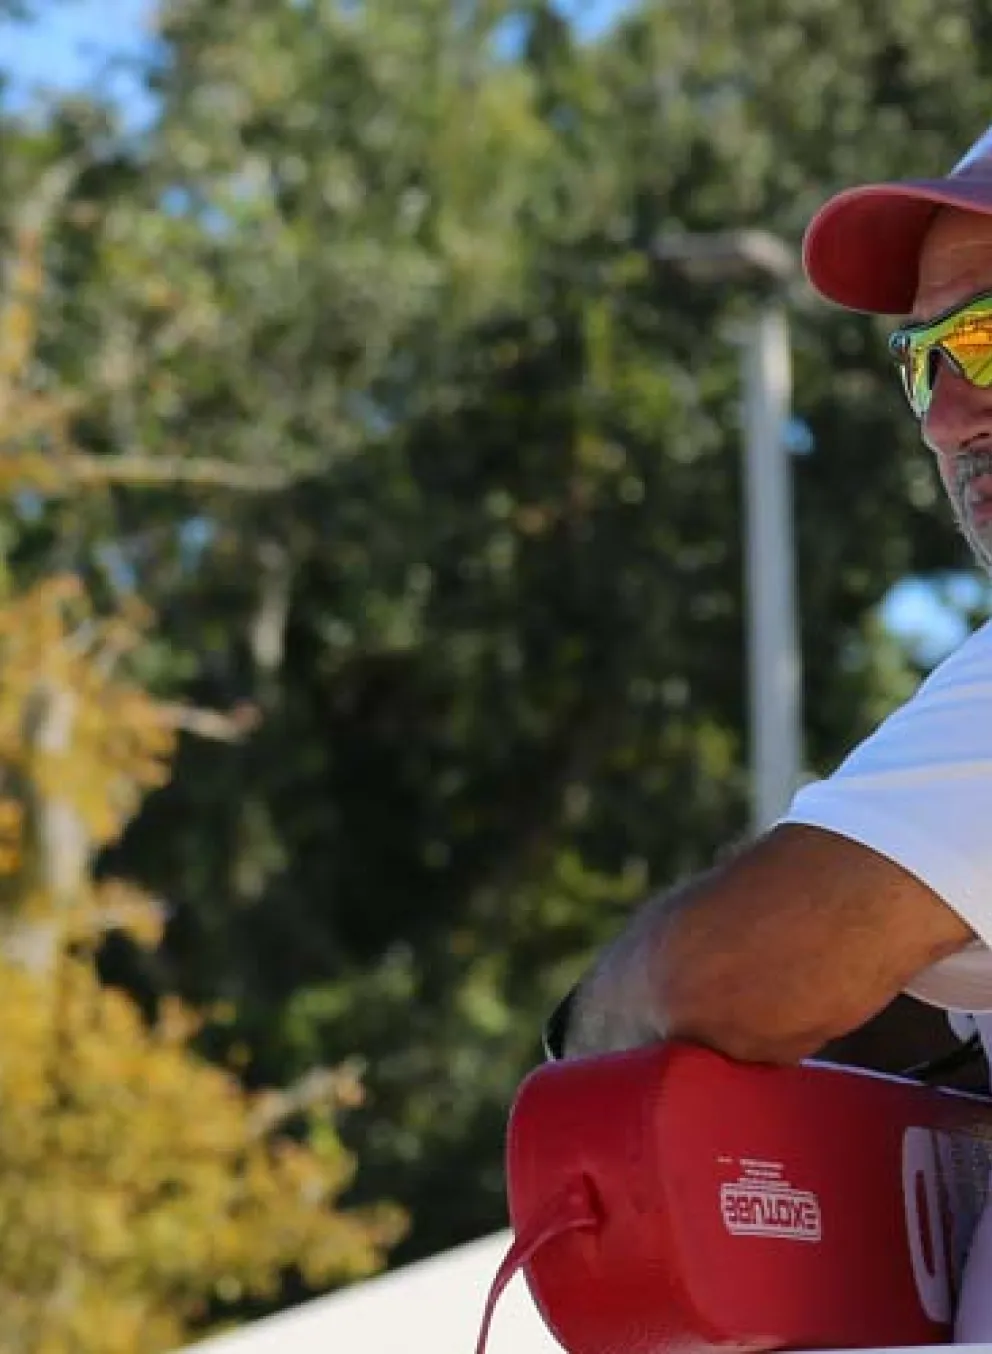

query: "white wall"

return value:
[176, 1232, 982, 1354]
[180, 1231, 563, 1354]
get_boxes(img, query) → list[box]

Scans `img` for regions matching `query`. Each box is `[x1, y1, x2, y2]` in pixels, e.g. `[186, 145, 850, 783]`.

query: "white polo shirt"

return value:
[781, 613, 992, 1030]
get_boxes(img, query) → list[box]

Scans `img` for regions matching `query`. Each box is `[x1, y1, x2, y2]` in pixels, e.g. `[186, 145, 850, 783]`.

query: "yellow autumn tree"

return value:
[0, 180, 403, 1354]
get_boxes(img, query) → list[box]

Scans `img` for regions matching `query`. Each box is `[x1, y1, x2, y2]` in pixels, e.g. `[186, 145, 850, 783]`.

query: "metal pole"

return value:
[741, 304, 803, 832]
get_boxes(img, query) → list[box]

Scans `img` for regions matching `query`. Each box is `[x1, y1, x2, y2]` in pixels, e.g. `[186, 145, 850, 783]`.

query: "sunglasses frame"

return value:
[888, 289, 992, 419]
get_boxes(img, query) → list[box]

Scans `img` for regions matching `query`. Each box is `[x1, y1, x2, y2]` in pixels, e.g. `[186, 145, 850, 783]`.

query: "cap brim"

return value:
[803, 178, 992, 314]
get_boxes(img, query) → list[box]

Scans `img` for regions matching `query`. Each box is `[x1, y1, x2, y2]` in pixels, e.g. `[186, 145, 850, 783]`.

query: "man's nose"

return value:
[923, 357, 992, 455]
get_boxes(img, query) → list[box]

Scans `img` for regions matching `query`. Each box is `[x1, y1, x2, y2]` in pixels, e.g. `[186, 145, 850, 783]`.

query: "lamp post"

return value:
[652, 230, 802, 833]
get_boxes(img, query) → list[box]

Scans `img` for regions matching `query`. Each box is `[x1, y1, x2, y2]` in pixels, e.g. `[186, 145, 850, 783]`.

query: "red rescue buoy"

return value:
[478, 1042, 992, 1354]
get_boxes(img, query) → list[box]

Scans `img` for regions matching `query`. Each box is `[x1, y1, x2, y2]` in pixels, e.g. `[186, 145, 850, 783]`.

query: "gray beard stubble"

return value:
[951, 449, 992, 574]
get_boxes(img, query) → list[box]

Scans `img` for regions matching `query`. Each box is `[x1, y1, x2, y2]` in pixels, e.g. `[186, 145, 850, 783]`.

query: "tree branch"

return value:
[249, 1062, 366, 1138]
[158, 701, 262, 743]
[66, 453, 294, 494]
[0, 450, 296, 495]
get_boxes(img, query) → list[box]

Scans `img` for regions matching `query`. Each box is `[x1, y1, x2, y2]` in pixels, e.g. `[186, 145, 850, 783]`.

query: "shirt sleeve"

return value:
[781, 616, 992, 950]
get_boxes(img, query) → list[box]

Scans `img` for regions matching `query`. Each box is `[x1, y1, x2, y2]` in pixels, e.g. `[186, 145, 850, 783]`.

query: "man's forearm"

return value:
[556, 825, 973, 1067]
[559, 868, 782, 1062]
[561, 873, 855, 1065]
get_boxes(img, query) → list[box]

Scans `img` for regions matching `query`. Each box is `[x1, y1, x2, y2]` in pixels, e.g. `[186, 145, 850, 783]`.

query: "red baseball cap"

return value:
[803, 127, 992, 315]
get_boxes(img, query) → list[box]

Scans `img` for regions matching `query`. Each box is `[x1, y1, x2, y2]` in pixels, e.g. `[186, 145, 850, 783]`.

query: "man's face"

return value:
[914, 208, 992, 571]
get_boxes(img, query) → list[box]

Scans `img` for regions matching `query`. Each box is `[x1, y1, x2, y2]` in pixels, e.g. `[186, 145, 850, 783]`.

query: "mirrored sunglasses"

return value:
[889, 290, 992, 419]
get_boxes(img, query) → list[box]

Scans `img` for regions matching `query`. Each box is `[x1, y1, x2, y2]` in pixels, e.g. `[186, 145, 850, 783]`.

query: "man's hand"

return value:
[561, 823, 974, 1065]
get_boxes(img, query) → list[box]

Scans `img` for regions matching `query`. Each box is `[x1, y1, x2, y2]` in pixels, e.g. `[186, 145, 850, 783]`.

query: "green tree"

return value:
[3, 0, 990, 1283]
[0, 568, 400, 1353]
[0, 130, 402, 1347]
[104, 0, 992, 1260]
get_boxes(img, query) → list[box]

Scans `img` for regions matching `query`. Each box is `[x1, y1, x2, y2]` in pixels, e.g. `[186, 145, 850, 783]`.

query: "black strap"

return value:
[900, 1031, 984, 1084]
[542, 986, 578, 1061]
[543, 988, 985, 1085]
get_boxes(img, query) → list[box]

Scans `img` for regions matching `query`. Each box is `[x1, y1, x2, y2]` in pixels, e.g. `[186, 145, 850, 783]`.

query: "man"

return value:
[545, 126, 992, 1340]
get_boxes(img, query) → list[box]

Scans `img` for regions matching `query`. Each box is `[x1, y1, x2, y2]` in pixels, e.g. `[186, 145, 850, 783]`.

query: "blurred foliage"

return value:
[0, 573, 401, 1354]
[0, 225, 400, 1352]
[0, 0, 991, 1327]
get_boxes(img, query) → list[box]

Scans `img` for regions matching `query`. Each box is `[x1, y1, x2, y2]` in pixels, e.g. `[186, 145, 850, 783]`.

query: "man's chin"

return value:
[950, 503, 992, 575]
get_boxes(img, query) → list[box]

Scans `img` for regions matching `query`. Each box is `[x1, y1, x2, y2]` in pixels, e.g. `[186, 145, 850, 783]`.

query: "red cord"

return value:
[475, 1178, 599, 1354]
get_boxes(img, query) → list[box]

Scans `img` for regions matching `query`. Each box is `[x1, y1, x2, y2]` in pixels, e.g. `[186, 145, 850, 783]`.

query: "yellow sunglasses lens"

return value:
[943, 318, 992, 386]
[894, 301, 992, 416]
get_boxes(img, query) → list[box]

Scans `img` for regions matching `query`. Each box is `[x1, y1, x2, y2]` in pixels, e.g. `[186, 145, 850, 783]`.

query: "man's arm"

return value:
[561, 823, 974, 1064]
